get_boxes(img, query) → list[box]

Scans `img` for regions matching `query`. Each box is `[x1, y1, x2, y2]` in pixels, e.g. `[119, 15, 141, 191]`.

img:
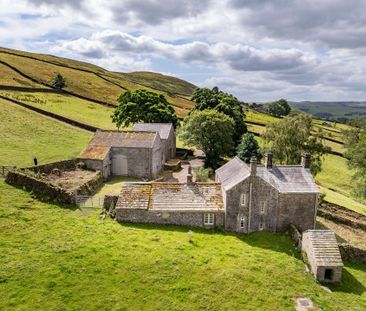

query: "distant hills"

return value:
[290, 101, 366, 122]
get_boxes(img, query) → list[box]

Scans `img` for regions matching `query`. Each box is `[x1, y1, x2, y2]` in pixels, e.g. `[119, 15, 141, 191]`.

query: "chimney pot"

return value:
[187, 165, 193, 184]
[301, 153, 311, 169]
[250, 156, 257, 176]
[265, 152, 273, 169]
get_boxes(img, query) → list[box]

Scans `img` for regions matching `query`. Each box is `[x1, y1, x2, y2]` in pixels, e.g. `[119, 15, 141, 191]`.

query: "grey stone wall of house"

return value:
[166, 130, 176, 160]
[151, 138, 164, 178]
[224, 176, 279, 233]
[109, 147, 152, 179]
[83, 159, 104, 176]
[116, 209, 225, 228]
[277, 193, 317, 232]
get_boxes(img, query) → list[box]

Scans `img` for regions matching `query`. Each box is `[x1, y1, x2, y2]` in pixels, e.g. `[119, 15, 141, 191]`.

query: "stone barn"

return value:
[115, 180, 224, 228]
[132, 123, 176, 161]
[79, 130, 163, 180]
[302, 230, 343, 283]
[215, 153, 318, 233]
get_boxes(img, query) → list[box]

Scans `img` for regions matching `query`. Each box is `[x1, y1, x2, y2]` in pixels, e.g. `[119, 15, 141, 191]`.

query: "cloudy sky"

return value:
[1, 0, 365, 102]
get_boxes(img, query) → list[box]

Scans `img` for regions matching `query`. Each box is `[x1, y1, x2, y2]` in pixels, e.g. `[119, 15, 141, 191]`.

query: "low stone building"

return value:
[79, 130, 163, 180]
[215, 153, 318, 233]
[115, 179, 224, 228]
[132, 123, 176, 161]
[302, 230, 343, 283]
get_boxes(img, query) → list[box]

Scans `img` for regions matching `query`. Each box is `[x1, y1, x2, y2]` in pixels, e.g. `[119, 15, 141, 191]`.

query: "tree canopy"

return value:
[52, 73, 66, 90]
[190, 87, 247, 144]
[236, 133, 262, 163]
[263, 113, 330, 175]
[267, 99, 291, 117]
[344, 120, 366, 200]
[111, 90, 178, 130]
[178, 109, 235, 168]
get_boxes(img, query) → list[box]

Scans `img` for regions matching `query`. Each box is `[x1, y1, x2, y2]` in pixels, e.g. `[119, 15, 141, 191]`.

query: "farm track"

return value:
[0, 94, 97, 132]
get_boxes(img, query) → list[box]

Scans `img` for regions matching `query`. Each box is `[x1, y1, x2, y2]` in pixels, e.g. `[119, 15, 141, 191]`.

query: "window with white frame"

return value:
[240, 193, 248, 207]
[259, 201, 266, 214]
[240, 216, 245, 229]
[204, 213, 214, 225]
[259, 223, 264, 231]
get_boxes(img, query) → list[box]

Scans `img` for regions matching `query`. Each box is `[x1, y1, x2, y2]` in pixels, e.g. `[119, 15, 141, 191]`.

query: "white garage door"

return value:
[112, 154, 128, 176]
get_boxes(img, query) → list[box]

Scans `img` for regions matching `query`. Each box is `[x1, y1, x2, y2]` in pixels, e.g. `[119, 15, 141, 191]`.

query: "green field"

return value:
[0, 91, 116, 130]
[0, 99, 91, 167]
[0, 180, 365, 310]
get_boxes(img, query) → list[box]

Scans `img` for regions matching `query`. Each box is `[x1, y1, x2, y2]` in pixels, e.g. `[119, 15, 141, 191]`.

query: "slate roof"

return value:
[303, 230, 343, 267]
[216, 156, 318, 193]
[116, 182, 224, 212]
[132, 123, 173, 140]
[79, 130, 158, 160]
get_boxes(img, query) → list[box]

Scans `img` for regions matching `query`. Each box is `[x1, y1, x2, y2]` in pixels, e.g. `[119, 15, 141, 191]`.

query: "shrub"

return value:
[195, 167, 213, 182]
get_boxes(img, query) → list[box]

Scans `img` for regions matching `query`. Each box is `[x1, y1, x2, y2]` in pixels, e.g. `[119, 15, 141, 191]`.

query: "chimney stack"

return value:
[187, 165, 193, 184]
[301, 153, 311, 169]
[265, 152, 273, 169]
[250, 156, 257, 176]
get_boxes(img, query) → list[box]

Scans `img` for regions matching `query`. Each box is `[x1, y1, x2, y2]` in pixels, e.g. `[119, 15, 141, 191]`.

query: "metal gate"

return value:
[76, 195, 105, 208]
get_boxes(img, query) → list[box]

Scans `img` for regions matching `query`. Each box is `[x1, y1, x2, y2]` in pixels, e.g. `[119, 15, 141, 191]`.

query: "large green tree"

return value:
[267, 99, 291, 117]
[236, 133, 262, 163]
[191, 87, 247, 144]
[263, 113, 330, 175]
[111, 90, 178, 130]
[345, 133, 366, 199]
[179, 109, 235, 168]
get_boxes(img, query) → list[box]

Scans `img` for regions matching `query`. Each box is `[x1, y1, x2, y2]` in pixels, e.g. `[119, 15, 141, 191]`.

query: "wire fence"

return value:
[75, 195, 105, 208]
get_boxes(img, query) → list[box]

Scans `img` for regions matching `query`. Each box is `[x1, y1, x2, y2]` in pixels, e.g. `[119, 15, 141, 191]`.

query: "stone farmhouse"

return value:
[79, 130, 164, 180]
[115, 152, 319, 233]
[132, 123, 176, 162]
[215, 153, 318, 233]
[302, 230, 343, 283]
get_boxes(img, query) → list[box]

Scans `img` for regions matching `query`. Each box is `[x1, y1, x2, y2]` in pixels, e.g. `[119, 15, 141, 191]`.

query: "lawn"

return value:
[0, 180, 365, 310]
[0, 91, 116, 130]
[0, 99, 91, 167]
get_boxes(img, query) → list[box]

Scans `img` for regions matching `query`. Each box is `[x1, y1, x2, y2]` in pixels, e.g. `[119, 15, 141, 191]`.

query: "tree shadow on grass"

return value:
[327, 263, 366, 295]
[118, 221, 297, 257]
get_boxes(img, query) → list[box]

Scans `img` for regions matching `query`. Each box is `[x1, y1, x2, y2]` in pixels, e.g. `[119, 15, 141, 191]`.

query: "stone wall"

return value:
[116, 209, 225, 229]
[6, 171, 75, 204]
[75, 171, 103, 195]
[339, 244, 366, 264]
[24, 159, 79, 174]
[288, 224, 302, 248]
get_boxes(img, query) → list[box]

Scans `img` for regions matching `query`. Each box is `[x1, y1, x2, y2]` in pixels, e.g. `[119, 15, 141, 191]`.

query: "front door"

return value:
[112, 154, 128, 176]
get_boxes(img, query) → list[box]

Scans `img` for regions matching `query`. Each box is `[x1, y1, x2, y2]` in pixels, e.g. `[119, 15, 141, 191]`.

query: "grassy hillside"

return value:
[0, 47, 196, 117]
[0, 180, 365, 310]
[0, 99, 91, 167]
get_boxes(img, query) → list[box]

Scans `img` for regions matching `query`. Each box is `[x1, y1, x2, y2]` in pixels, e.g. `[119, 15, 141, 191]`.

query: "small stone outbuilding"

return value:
[215, 153, 318, 233]
[132, 123, 176, 161]
[79, 130, 163, 180]
[115, 181, 224, 228]
[302, 230, 343, 283]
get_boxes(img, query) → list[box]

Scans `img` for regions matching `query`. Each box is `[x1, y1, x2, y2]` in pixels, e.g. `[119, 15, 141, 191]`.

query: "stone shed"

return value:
[302, 230, 343, 283]
[79, 130, 163, 180]
[132, 123, 176, 161]
[215, 153, 318, 233]
[115, 181, 224, 228]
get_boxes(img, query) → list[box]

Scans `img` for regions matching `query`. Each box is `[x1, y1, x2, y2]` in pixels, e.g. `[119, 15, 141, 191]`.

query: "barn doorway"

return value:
[112, 154, 128, 176]
[324, 269, 333, 281]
